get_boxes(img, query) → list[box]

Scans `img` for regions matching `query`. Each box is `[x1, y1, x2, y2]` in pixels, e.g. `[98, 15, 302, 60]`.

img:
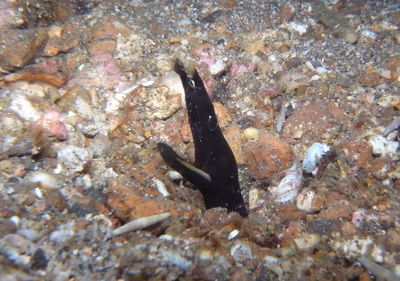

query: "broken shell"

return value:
[270, 161, 302, 203]
[303, 142, 330, 173]
[25, 170, 60, 189]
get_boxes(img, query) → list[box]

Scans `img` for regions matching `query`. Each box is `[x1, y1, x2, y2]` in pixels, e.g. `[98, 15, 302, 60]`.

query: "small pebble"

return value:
[34, 187, 43, 199]
[228, 229, 240, 240]
[243, 127, 259, 141]
[166, 170, 183, 181]
[287, 22, 308, 35]
[369, 135, 399, 159]
[57, 145, 91, 172]
[294, 234, 320, 251]
[25, 171, 60, 189]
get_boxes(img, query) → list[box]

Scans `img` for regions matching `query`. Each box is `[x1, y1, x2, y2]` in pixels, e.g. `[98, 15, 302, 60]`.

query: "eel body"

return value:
[158, 61, 248, 217]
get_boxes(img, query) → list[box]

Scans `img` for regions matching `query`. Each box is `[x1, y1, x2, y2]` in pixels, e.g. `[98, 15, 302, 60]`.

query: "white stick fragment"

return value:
[112, 213, 171, 237]
[358, 257, 400, 281]
[154, 179, 170, 197]
[275, 103, 289, 133]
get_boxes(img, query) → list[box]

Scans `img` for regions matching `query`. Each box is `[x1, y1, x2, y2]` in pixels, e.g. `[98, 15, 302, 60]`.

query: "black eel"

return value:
[157, 60, 248, 217]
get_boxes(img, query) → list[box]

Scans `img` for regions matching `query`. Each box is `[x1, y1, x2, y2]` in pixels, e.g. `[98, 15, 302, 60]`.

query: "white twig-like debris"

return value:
[112, 213, 171, 237]
[275, 103, 289, 133]
[383, 116, 400, 137]
[154, 179, 170, 197]
[358, 257, 400, 281]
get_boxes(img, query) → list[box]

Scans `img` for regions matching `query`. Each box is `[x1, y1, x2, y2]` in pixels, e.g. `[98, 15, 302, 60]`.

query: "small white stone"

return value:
[370, 244, 384, 263]
[378, 95, 400, 108]
[296, 189, 324, 213]
[5, 186, 15, 194]
[294, 233, 320, 251]
[198, 248, 214, 261]
[166, 170, 183, 181]
[303, 142, 330, 173]
[243, 127, 259, 141]
[230, 242, 253, 264]
[104, 168, 118, 178]
[104, 96, 121, 114]
[9, 95, 41, 122]
[209, 58, 226, 75]
[315, 66, 328, 74]
[228, 229, 240, 240]
[369, 135, 399, 159]
[159, 234, 173, 241]
[34, 188, 43, 199]
[9, 216, 20, 226]
[263, 255, 283, 277]
[361, 29, 377, 39]
[57, 145, 91, 172]
[50, 221, 76, 244]
[331, 236, 374, 259]
[26, 171, 60, 189]
[154, 179, 169, 197]
[288, 22, 308, 35]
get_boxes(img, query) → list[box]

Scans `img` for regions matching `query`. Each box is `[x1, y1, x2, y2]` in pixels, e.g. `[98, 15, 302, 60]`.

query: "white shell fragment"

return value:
[210, 59, 226, 75]
[34, 187, 43, 199]
[228, 229, 240, 240]
[270, 161, 303, 203]
[25, 170, 60, 189]
[331, 236, 377, 260]
[154, 179, 169, 197]
[303, 142, 331, 173]
[166, 170, 183, 181]
[296, 189, 324, 213]
[368, 135, 399, 159]
[294, 233, 321, 251]
[50, 221, 76, 244]
[287, 22, 308, 35]
[112, 212, 171, 237]
[57, 145, 91, 172]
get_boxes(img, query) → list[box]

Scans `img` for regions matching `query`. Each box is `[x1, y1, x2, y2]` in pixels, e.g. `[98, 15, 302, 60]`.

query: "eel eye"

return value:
[207, 114, 218, 132]
[188, 78, 196, 89]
